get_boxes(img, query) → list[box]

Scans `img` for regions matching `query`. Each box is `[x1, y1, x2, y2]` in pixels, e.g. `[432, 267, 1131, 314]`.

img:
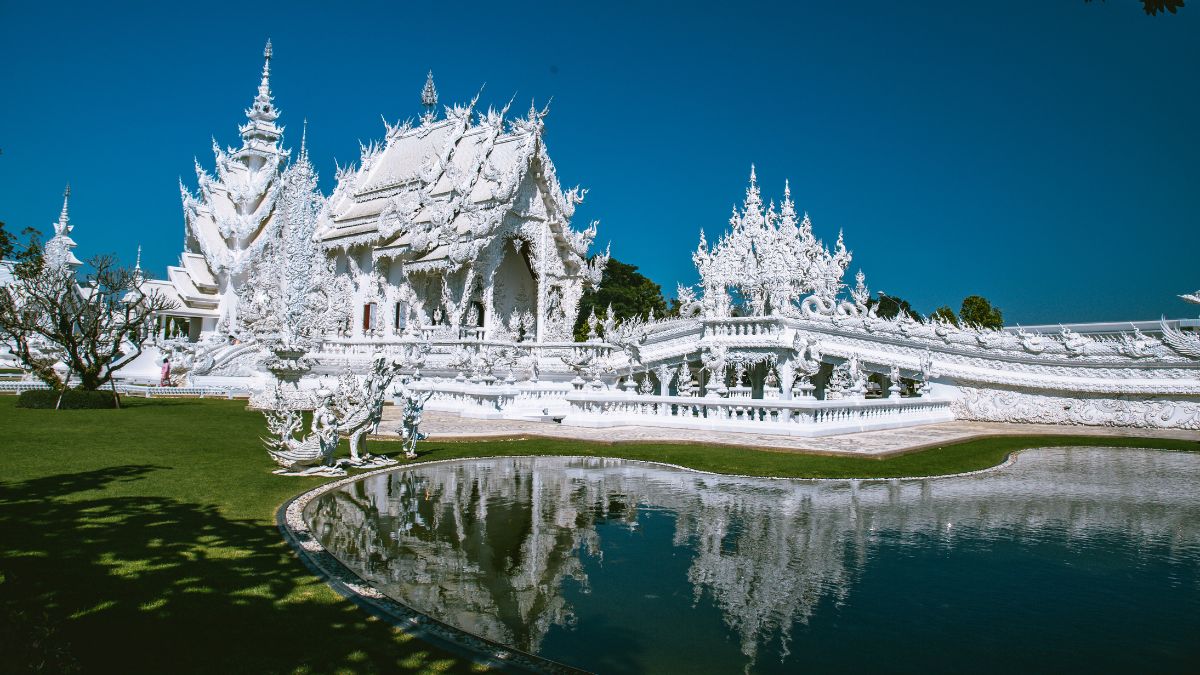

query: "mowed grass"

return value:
[0, 396, 1195, 673]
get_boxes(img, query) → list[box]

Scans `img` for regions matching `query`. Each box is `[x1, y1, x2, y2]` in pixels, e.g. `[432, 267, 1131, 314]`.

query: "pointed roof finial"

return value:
[58, 184, 71, 233]
[300, 117, 308, 161]
[242, 38, 281, 144]
[421, 70, 438, 123]
[784, 178, 790, 199]
[259, 39, 273, 98]
[132, 245, 145, 283]
[749, 164, 757, 186]
[245, 38, 277, 125]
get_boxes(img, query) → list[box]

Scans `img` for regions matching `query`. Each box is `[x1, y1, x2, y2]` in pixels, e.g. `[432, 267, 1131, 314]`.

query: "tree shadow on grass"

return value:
[0, 465, 471, 674]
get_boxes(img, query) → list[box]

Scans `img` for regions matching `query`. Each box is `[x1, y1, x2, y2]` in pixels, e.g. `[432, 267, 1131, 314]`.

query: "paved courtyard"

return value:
[375, 408, 1200, 457]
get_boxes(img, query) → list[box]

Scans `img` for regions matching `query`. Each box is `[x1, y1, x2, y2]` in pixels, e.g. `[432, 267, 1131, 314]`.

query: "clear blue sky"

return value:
[1, 1, 1196, 324]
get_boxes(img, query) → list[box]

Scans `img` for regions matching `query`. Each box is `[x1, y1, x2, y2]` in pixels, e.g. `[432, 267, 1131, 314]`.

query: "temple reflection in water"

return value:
[305, 449, 1200, 670]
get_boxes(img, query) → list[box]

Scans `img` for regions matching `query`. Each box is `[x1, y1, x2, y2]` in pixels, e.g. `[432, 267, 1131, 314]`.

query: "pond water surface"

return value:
[305, 449, 1200, 673]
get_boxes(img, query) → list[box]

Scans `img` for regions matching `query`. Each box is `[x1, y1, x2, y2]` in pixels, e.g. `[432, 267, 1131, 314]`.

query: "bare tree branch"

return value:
[1, 247, 177, 391]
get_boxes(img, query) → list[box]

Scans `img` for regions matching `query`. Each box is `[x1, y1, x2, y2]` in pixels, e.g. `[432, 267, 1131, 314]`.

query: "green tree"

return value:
[0, 221, 11, 259]
[959, 295, 1004, 330]
[930, 305, 959, 326]
[573, 257, 668, 340]
[869, 294, 921, 321]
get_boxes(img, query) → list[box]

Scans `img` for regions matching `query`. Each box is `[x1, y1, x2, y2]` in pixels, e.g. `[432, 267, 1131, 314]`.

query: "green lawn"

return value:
[0, 396, 1195, 673]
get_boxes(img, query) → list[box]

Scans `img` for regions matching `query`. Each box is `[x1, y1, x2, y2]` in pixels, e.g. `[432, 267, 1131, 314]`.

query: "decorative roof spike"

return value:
[299, 117, 308, 162]
[421, 70, 438, 123]
[257, 39, 272, 102]
[58, 183, 71, 233]
[743, 164, 763, 217]
[780, 179, 797, 225]
[245, 38, 279, 127]
[133, 245, 145, 283]
[260, 39, 273, 96]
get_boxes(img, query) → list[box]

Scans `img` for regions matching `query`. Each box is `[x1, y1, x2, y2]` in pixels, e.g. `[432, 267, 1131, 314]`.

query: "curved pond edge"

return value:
[277, 450, 1052, 673]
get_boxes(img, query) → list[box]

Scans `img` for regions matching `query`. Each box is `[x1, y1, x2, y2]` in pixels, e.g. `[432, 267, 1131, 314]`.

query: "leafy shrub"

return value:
[16, 388, 120, 409]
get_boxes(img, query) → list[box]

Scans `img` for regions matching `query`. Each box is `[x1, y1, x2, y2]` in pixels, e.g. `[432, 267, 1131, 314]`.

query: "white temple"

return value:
[154, 41, 604, 355]
[7, 41, 1200, 435]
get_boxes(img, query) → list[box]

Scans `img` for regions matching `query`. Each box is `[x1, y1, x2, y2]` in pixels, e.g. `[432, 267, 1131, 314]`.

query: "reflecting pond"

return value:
[304, 449, 1200, 673]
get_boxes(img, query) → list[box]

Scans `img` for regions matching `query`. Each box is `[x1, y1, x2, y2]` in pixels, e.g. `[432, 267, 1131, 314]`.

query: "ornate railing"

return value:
[404, 379, 575, 420]
[702, 316, 786, 339]
[561, 390, 953, 437]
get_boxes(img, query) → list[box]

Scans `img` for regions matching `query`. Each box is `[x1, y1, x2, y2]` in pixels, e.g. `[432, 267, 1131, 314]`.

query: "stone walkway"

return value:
[375, 408, 1200, 457]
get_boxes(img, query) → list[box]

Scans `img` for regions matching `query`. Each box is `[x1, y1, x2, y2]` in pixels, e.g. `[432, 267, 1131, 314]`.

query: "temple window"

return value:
[394, 302, 407, 330]
[362, 303, 376, 332]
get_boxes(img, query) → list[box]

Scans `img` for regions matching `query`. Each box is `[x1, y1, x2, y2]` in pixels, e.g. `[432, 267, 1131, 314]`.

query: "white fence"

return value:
[405, 379, 573, 421]
[0, 381, 252, 399]
[561, 390, 954, 437]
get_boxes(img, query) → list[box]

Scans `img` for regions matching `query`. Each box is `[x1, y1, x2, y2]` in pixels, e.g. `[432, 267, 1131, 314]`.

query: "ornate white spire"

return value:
[45, 184, 82, 269]
[421, 70, 438, 124]
[56, 183, 71, 236]
[241, 39, 282, 150]
[184, 39, 289, 286]
[780, 179, 797, 231]
[256, 39, 274, 112]
[743, 165, 763, 226]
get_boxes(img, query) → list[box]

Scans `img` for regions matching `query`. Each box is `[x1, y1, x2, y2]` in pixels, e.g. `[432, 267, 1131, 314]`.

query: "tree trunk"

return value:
[55, 372, 72, 411]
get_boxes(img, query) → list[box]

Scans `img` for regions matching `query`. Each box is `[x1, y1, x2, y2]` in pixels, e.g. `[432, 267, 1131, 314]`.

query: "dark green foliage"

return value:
[870, 294, 921, 321]
[0, 222, 44, 276]
[931, 305, 959, 326]
[16, 388, 119, 409]
[574, 257, 669, 340]
[960, 295, 1004, 329]
[1084, 0, 1186, 16]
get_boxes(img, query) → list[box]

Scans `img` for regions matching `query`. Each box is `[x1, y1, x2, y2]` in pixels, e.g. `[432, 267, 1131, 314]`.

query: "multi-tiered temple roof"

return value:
[320, 97, 595, 275]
